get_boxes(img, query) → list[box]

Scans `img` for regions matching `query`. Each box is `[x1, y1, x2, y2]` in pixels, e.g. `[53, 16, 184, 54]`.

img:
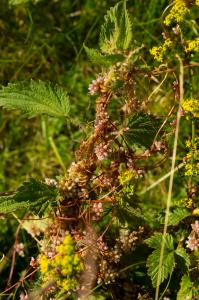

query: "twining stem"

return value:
[155, 55, 184, 300]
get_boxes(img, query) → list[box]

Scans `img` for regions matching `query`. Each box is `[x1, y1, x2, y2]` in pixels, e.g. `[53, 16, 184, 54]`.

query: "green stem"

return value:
[49, 137, 67, 174]
[155, 55, 184, 300]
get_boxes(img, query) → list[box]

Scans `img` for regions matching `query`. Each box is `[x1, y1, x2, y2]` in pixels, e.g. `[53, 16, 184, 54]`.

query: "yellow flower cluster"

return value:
[118, 170, 135, 186]
[175, 197, 193, 208]
[184, 163, 199, 176]
[39, 235, 84, 292]
[184, 138, 199, 176]
[196, 0, 199, 6]
[182, 98, 199, 118]
[185, 37, 199, 53]
[122, 184, 135, 199]
[164, 0, 190, 26]
[150, 38, 173, 62]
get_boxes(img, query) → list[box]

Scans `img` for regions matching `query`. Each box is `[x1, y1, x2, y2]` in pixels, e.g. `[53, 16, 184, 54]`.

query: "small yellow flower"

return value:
[150, 39, 173, 62]
[182, 98, 199, 118]
[150, 46, 164, 62]
[185, 37, 199, 53]
[164, 0, 190, 26]
[119, 170, 135, 186]
[39, 235, 84, 293]
[193, 208, 199, 215]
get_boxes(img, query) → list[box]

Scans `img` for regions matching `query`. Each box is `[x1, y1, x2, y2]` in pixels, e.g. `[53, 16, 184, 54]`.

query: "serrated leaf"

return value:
[118, 206, 145, 227]
[145, 232, 174, 250]
[0, 179, 59, 216]
[175, 247, 190, 270]
[99, 1, 132, 54]
[147, 248, 175, 288]
[84, 45, 125, 67]
[159, 207, 191, 226]
[0, 198, 30, 214]
[0, 80, 70, 118]
[169, 207, 191, 225]
[9, 0, 40, 5]
[146, 233, 175, 287]
[177, 275, 193, 300]
[124, 112, 161, 148]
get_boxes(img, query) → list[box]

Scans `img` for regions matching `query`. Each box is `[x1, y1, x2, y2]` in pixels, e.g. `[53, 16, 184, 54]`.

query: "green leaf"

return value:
[99, 1, 132, 54]
[0, 179, 59, 216]
[145, 233, 175, 287]
[177, 275, 193, 300]
[146, 248, 175, 287]
[175, 247, 190, 270]
[84, 45, 125, 67]
[124, 112, 161, 148]
[159, 207, 191, 226]
[9, 0, 40, 5]
[0, 80, 70, 118]
[145, 232, 174, 250]
[118, 206, 145, 227]
[0, 197, 30, 214]
[168, 207, 191, 226]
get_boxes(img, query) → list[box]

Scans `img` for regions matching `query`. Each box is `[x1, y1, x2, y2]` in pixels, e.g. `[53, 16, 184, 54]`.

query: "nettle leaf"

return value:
[145, 233, 175, 287]
[0, 196, 29, 214]
[145, 232, 174, 250]
[99, 1, 132, 54]
[124, 112, 161, 148]
[0, 179, 59, 216]
[118, 206, 145, 227]
[147, 248, 175, 288]
[168, 207, 191, 226]
[0, 80, 70, 118]
[175, 247, 190, 270]
[159, 207, 191, 226]
[177, 275, 193, 300]
[84, 45, 125, 67]
[9, 0, 40, 5]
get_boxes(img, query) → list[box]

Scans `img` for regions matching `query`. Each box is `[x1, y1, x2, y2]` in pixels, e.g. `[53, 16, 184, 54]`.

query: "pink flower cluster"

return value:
[186, 220, 199, 251]
[88, 76, 105, 95]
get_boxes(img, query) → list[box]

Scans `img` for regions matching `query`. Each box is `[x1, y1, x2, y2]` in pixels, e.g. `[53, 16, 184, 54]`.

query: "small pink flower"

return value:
[191, 220, 199, 234]
[186, 234, 199, 251]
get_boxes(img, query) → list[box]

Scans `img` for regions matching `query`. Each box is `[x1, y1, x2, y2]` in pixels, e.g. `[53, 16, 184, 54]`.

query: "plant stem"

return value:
[155, 55, 184, 300]
[49, 137, 67, 174]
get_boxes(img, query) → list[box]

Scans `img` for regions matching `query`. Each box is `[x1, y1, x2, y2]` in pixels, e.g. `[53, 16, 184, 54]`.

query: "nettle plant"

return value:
[0, 1, 199, 299]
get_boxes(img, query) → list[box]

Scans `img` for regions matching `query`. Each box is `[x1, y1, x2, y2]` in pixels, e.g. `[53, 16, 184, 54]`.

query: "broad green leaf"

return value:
[145, 233, 175, 287]
[168, 207, 191, 226]
[175, 247, 191, 270]
[0, 80, 70, 118]
[177, 275, 193, 300]
[0, 179, 59, 216]
[84, 45, 125, 67]
[124, 112, 161, 148]
[146, 248, 175, 287]
[0, 198, 29, 214]
[99, 1, 132, 54]
[145, 232, 174, 250]
[9, 0, 29, 4]
[9, 0, 40, 5]
[159, 207, 191, 226]
[118, 206, 145, 227]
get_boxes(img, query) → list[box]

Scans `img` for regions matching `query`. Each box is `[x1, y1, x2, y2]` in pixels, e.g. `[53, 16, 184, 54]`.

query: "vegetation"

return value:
[0, 0, 199, 299]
